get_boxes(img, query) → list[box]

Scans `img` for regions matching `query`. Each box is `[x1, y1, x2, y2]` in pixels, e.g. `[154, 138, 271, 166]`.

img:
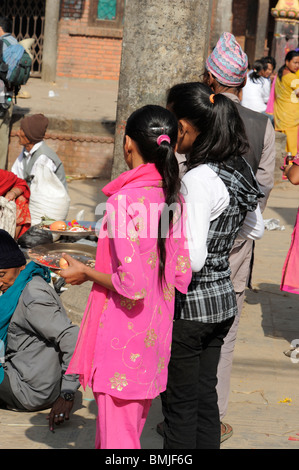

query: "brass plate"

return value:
[28, 243, 97, 270]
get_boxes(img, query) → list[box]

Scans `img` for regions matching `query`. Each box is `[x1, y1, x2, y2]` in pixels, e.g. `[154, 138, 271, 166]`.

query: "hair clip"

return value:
[157, 134, 171, 146]
[209, 94, 215, 104]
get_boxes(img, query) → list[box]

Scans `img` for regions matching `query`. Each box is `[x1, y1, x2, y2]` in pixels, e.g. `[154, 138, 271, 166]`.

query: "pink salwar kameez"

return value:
[67, 163, 192, 448]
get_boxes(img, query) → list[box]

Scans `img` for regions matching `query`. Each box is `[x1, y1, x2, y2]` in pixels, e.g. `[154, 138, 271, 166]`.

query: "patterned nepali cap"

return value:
[206, 32, 248, 86]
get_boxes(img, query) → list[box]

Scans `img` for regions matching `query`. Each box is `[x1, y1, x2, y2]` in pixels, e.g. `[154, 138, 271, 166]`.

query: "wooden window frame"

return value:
[89, 0, 125, 30]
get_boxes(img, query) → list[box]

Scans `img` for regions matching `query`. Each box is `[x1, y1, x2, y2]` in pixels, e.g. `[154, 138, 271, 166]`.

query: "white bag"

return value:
[0, 196, 16, 238]
[29, 164, 70, 225]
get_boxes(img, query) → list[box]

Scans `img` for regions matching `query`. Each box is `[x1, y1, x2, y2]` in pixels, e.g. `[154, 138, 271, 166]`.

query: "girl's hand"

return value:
[4, 190, 18, 201]
[59, 253, 115, 291]
[58, 253, 89, 285]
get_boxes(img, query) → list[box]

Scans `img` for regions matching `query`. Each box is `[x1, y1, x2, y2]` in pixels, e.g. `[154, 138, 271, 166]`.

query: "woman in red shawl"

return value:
[0, 170, 31, 238]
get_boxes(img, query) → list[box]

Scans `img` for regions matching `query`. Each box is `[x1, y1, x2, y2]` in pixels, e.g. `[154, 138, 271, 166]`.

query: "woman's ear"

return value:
[178, 120, 187, 138]
[124, 135, 132, 156]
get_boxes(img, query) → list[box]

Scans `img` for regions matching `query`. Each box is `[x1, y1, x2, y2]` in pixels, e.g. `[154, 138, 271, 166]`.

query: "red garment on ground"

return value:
[0, 170, 31, 237]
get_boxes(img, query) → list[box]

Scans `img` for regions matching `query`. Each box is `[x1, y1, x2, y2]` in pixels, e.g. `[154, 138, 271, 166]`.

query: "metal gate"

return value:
[0, 0, 45, 77]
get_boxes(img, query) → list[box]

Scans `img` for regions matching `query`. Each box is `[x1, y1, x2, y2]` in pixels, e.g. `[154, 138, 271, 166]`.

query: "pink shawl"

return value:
[65, 228, 110, 389]
[266, 75, 277, 114]
[66, 163, 163, 388]
[281, 207, 299, 295]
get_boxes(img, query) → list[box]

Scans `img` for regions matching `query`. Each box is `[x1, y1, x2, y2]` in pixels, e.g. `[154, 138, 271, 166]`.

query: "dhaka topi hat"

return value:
[206, 32, 248, 87]
[20, 113, 49, 144]
[0, 229, 26, 269]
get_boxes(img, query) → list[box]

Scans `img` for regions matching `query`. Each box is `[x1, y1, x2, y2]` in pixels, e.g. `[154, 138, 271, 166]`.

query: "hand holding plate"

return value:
[58, 253, 90, 285]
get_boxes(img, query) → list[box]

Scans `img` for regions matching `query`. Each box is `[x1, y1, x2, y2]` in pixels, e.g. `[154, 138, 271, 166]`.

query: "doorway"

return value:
[0, 0, 46, 77]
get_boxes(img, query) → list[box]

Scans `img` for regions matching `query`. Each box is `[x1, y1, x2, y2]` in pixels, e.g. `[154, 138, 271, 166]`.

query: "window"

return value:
[98, 0, 117, 20]
[89, 0, 125, 30]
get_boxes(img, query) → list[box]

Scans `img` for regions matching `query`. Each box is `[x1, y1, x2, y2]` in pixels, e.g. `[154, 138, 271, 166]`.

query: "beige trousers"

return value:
[216, 238, 254, 420]
[0, 103, 13, 170]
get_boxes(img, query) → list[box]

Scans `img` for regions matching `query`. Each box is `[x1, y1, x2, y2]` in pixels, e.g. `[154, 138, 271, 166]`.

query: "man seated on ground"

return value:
[0, 229, 79, 431]
[11, 113, 67, 190]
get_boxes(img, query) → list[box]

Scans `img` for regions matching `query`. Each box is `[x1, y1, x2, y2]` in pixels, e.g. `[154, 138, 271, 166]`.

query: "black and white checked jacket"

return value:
[175, 156, 264, 323]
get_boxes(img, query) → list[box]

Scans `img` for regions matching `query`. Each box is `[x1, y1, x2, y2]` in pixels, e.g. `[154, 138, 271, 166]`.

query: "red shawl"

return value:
[0, 170, 31, 237]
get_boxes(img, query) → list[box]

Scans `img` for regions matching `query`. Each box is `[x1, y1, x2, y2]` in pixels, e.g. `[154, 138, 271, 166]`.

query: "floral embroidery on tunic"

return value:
[147, 251, 157, 269]
[130, 353, 141, 362]
[109, 372, 128, 391]
[157, 357, 165, 373]
[144, 329, 157, 348]
[102, 298, 109, 312]
[163, 284, 175, 302]
[120, 295, 136, 310]
[129, 234, 140, 244]
[176, 255, 191, 274]
[134, 288, 147, 300]
[128, 215, 144, 242]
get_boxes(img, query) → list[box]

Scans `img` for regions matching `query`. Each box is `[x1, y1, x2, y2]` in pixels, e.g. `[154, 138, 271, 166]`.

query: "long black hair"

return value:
[277, 50, 299, 80]
[249, 59, 267, 83]
[125, 105, 180, 285]
[166, 82, 249, 171]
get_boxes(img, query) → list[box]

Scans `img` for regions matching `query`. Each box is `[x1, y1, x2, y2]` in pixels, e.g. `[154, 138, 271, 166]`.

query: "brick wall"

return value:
[57, 0, 122, 81]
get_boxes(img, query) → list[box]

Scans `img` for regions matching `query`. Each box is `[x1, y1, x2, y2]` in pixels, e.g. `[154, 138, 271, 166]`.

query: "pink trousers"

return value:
[93, 392, 152, 449]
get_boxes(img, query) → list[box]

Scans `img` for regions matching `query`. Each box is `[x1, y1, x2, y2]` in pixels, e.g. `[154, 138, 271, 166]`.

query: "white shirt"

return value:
[181, 164, 264, 272]
[241, 72, 271, 113]
[11, 141, 57, 179]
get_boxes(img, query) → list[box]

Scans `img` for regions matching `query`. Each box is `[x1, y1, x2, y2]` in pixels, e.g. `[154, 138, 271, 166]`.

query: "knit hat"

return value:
[206, 32, 248, 86]
[0, 229, 26, 269]
[20, 113, 49, 143]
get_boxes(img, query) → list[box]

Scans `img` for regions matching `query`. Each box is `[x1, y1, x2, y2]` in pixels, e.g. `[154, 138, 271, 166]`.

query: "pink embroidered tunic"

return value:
[67, 163, 191, 400]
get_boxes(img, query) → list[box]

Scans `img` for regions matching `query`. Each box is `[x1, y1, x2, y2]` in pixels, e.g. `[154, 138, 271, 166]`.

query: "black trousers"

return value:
[161, 317, 234, 449]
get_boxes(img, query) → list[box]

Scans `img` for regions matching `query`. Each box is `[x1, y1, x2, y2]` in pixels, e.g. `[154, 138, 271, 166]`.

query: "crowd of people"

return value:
[0, 21, 298, 451]
[240, 48, 299, 157]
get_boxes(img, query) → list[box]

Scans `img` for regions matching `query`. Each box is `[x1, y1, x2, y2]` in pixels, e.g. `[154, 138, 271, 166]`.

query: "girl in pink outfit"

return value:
[61, 105, 192, 449]
[281, 159, 299, 295]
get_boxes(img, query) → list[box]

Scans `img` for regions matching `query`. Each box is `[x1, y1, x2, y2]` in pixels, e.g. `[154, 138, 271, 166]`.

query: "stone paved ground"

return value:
[1, 76, 298, 451]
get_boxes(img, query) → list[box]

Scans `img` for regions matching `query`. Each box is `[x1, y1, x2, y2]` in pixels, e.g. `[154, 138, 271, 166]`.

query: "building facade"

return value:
[1, 0, 298, 177]
[0, 0, 289, 83]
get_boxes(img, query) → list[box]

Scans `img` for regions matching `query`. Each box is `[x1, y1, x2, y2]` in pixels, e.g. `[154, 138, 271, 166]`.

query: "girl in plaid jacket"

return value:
[161, 82, 264, 449]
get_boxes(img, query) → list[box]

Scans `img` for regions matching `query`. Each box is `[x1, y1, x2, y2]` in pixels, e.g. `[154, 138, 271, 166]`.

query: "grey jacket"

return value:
[223, 93, 276, 293]
[4, 276, 79, 411]
[22, 141, 67, 190]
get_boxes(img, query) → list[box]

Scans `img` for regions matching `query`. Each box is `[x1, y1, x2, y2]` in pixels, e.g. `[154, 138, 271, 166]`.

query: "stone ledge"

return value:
[11, 108, 116, 138]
